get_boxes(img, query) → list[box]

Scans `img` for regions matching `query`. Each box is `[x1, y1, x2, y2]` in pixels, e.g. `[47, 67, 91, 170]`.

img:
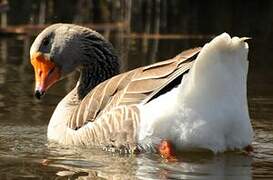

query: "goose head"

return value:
[30, 23, 119, 99]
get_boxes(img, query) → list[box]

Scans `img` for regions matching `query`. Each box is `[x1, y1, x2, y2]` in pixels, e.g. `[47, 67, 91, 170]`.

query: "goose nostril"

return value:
[38, 70, 42, 77]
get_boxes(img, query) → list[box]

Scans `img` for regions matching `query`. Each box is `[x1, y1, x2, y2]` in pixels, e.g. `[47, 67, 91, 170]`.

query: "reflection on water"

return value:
[0, 125, 254, 179]
[0, 30, 272, 179]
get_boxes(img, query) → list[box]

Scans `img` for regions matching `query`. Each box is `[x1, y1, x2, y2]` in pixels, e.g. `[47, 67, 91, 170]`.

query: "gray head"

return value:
[30, 23, 119, 99]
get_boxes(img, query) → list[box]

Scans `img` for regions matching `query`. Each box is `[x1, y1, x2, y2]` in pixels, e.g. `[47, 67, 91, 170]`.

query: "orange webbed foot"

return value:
[158, 139, 178, 162]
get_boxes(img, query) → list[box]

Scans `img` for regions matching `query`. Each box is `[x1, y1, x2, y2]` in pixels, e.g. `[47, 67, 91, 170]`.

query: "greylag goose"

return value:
[30, 24, 253, 156]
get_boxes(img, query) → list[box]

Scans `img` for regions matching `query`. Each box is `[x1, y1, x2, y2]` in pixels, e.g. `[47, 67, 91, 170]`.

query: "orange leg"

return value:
[158, 139, 177, 162]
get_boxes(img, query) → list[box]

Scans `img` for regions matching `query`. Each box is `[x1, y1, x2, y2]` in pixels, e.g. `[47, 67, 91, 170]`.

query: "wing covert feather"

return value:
[67, 48, 201, 130]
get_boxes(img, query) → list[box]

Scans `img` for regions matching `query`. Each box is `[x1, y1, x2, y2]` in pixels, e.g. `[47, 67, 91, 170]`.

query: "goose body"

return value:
[30, 24, 253, 153]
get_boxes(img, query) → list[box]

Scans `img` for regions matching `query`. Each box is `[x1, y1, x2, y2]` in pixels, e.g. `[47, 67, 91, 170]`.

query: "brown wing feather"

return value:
[67, 48, 201, 130]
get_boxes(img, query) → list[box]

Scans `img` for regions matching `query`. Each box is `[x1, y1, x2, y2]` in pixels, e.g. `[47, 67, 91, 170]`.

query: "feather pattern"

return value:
[65, 48, 201, 149]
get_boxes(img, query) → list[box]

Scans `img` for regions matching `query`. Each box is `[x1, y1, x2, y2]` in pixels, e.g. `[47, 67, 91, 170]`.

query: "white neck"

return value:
[47, 87, 80, 142]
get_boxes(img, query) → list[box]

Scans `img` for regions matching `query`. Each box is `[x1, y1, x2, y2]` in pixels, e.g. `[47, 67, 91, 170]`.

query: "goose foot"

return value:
[158, 139, 177, 162]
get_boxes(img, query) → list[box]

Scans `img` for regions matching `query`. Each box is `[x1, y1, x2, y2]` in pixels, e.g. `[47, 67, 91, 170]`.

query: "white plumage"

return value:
[138, 33, 253, 153]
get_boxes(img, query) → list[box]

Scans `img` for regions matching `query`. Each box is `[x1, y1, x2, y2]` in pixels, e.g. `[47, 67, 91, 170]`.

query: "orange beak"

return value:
[31, 52, 61, 99]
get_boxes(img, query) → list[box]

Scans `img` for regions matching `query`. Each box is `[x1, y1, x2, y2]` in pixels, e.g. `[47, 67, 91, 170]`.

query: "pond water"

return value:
[0, 30, 272, 179]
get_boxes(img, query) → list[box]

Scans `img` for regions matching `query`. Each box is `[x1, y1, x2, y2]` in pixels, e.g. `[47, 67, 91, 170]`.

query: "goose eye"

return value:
[43, 38, 50, 46]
